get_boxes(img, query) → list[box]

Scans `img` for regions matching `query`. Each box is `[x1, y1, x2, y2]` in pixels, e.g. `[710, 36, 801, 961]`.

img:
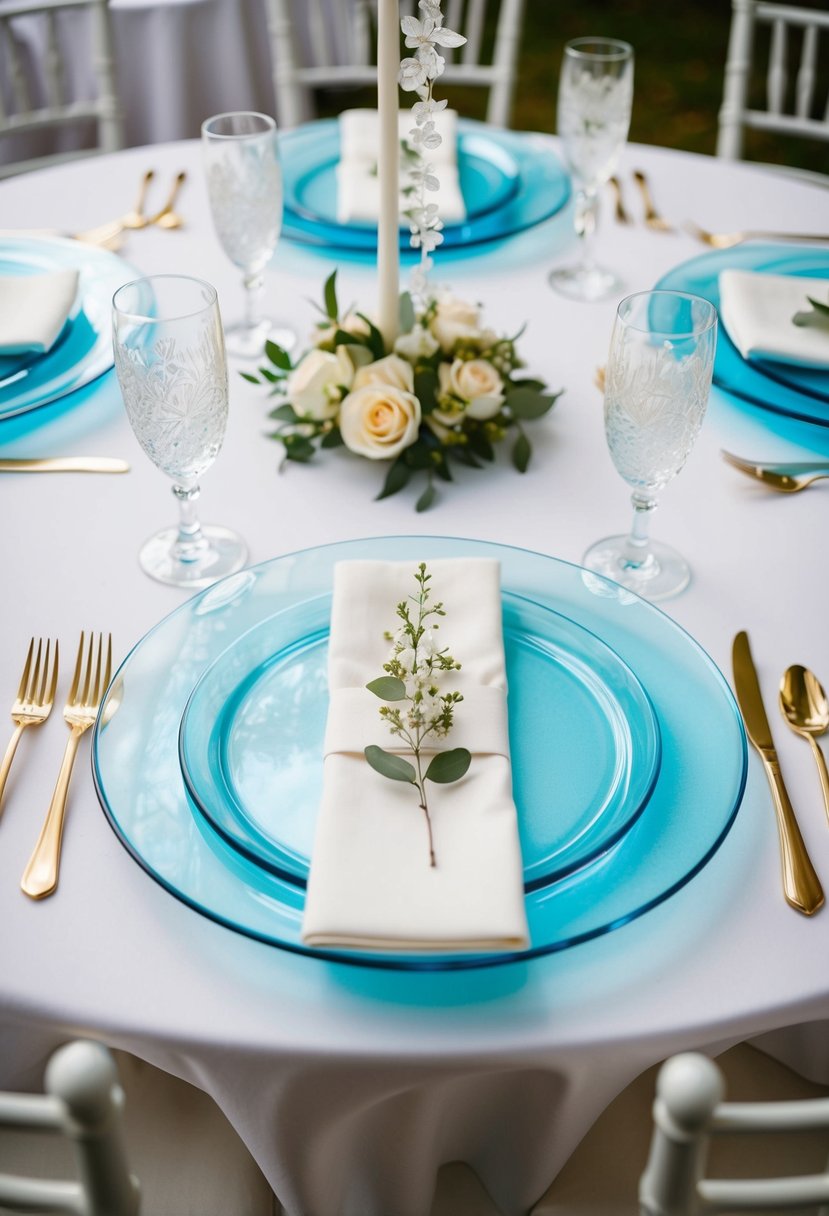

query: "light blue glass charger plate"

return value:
[0, 236, 134, 421]
[92, 537, 747, 971]
[279, 119, 570, 253]
[656, 246, 829, 427]
[178, 591, 660, 893]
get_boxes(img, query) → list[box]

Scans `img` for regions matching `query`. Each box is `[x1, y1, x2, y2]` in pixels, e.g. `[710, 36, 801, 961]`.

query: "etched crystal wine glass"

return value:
[583, 290, 718, 601]
[112, 274, 247, 588]
[201, 111, 294, 358]
[550, 38, 634, 302]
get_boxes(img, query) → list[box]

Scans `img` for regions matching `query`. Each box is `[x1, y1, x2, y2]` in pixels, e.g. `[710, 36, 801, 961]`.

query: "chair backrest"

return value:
[717, 0, 829, 160]
[639, 1052, 829, 1215]
[0, 1040, 140, 1215]
[0, 0, 122, 179]
[265, 0, 525, 129]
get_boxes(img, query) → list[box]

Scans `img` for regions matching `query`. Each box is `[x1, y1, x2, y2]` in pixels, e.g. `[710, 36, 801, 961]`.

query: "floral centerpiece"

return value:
[246, 0, 561, 511]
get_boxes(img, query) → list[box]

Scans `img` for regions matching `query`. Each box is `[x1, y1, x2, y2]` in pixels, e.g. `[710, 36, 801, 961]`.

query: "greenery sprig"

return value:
[793, 292, 829, 332]
[364, 563, 470, 867]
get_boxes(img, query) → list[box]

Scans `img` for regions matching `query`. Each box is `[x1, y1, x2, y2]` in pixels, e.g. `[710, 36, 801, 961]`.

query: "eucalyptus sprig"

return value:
[364, 563, 470, 867]
[793, 292, 829, 332]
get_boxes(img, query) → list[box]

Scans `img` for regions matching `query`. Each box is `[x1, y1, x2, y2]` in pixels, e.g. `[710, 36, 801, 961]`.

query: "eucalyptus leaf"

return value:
[283, 436, 316, 462]
[399, 291, 416, 333]
[512, 432, 531, 473]
[265, 340, 293, 370]
[324, 271, 338, 321]
[415, 481, 436, 512]
[792, 295, 829, 330]
[320, 426, 344, 449]
[240, 372, 261, 385]
[506, 387, 554, 420]
[365, 746, 416, 784]
[366, 676, 407, 701]
[425, 748, 471, 784]
[376, 458, 411, 500]
[269, 403, 299, 422]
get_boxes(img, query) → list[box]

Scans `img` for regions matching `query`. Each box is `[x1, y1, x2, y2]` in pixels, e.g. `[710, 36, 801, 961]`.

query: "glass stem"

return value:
[574, 187, 599, 273]
[242, 271, 265, 334]
[172, 483, 208, 563]
[623, 491, 658, 571]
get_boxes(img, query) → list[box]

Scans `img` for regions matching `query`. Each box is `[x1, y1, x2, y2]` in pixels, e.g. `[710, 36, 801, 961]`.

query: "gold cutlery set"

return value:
[1, 633, 112, 900]
[607, 169, 672, 231]
[74, 168, 187, 250]
[733, 631, 829, 916]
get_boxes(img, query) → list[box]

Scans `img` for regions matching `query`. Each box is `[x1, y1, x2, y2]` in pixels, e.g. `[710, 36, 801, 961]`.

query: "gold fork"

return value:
[21, 632, 112, 900]
[686, 222, 829, 250]
[0, 639, 59, 816]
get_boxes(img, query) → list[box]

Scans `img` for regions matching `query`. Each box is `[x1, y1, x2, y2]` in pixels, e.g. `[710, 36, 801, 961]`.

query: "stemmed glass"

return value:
[201, 111, 294, 359]
[550, 38, 634, 302]
[583, 290, 718, 601]
[112, 274, 247, 589]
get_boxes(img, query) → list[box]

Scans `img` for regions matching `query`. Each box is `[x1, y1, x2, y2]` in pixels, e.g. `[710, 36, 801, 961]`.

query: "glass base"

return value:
[139, 525, 248, 590]
[582, 534, 691, 602]
[224, 318, 296, 360]
[548, 262, 621, 302]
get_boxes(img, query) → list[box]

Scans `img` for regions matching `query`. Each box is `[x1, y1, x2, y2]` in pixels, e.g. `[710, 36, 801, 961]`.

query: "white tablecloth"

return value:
[1, 137, 829, 1216]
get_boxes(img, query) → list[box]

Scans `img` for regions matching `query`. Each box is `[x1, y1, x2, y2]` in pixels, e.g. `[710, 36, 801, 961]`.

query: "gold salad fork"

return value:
[721, 449, 829, 493]
[0, 639, 59, 816]
[632, 169, 673, 232]
[21, 632, 111, 900]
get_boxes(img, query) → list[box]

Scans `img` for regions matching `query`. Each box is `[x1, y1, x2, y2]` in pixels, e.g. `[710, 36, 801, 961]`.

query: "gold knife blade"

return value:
[732, 630, 824, 915]
[0, 457, 129, 474]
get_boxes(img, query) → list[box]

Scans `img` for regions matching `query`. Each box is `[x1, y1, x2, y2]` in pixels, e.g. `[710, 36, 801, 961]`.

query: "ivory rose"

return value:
[286, 347, 354, 421]
[435, 358, 505, 422]
[430, 293, 482, 353]
[340, 384, 421, 460]
[352, 354, 415, 393]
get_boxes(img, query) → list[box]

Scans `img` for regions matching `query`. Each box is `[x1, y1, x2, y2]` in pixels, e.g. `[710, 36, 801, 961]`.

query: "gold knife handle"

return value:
[761, 753, 824, 915]
[20, 729, 81, 900]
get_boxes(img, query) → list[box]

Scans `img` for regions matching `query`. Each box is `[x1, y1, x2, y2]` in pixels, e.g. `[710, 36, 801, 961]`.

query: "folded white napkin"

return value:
[719, 269, 829, 369]
[336, 107, 467, 225]
[301, 558, 529, 954]
[0, 269, 79, 356]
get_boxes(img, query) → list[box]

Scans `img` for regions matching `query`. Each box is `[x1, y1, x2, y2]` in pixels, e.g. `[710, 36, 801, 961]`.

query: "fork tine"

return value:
[89, 634, 102, 706]
[48, 639, 59, 706]
[67, 632, 85, 706]
[36, 640, 50, 705]
[99, 634, 112, 704]
[79, 633, 95, 706]
[16, 639, 34, 702]
[26, 639, 43, 705]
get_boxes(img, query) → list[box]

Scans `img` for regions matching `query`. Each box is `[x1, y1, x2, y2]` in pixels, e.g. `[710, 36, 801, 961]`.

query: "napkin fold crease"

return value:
[719, 269, 829, 370]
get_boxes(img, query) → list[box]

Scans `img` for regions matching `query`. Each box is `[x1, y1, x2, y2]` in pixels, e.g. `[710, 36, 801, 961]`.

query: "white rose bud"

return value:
[394, 324, 440, 363]
[352, 354, 415, 393]
[339, 384, 421, 460]
[286, 347, 353, 421]
[430, 293, 482, 353]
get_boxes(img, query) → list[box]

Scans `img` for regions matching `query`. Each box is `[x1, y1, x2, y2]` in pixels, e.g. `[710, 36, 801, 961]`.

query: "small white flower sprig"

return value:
[364, 563, 471, 868]
[398, 0, 466, 300]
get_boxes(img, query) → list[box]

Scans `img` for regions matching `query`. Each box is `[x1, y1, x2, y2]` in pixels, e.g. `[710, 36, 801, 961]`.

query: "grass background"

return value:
[318, 0, 829, 177]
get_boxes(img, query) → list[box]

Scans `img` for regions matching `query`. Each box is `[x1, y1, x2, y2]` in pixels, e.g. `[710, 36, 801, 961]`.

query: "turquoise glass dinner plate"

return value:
[656, 246, 829, 427]
[0, 236, 135, 420]
[178, 592, 660, 891]
[92, 537, 747, 971]
[279, 120, 571, 252]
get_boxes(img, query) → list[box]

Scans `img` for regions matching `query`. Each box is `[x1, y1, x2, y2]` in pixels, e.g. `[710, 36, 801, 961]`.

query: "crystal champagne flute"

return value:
[112, 274, 247, 588]
[550, 38, 634, 302]
[583, 290, 718, 601]
[201, 111, 294, 358]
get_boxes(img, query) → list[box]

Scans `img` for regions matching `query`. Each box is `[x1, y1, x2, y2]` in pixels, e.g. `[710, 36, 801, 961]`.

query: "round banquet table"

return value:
[1, 135, 829, 1216]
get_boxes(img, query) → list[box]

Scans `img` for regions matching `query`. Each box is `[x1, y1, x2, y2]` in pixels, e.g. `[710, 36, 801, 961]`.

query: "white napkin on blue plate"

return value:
[301, 558, 529, 954]
[336, 107, 467, 225]
[0, 269, 79, 356]
[719, 269, 829, 369]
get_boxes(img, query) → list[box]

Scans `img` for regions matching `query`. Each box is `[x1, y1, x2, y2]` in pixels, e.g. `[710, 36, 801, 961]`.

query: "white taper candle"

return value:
[377, 0, 400, 348]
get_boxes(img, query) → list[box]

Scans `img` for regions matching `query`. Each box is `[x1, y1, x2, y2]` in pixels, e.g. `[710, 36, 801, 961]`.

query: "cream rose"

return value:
[286, 347, 353, 421]
[352, 354, 414, 393]
[430, 293, 482, 353]
[434, 358, 504, 424]
[394, 324, 439, 363]
[339, 384, 421, 460]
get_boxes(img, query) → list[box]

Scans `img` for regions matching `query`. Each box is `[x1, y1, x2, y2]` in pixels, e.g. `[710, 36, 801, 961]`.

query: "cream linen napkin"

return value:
[336, 107, 467, 225]
[719, 269, 829, 369]
[301, 558, 529, 953]
[0, 269, 79, 355]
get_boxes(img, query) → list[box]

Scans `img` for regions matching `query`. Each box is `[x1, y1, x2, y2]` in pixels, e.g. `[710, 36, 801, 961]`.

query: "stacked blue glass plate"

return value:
[92, 538, 747, 971]
[280, 119, 571, 254]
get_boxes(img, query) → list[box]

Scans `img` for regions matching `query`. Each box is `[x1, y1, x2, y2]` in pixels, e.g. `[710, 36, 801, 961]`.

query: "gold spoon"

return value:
[780, 665, 829, 824]
[149, 171, 187, 230]
[121, 168, 156, 230]
[608, 176, 631, 224]
[632, 169, 673, 232]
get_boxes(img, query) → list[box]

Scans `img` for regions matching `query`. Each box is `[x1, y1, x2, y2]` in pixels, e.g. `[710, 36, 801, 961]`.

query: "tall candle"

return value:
[377, 0, 400, 349]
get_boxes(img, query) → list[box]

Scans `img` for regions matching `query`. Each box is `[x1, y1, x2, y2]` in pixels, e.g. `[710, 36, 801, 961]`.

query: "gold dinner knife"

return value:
[0, 457, 129, 473]
[732, 630, 824, 915]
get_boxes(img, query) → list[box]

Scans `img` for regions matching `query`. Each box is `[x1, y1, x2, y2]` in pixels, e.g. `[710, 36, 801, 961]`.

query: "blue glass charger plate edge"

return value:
[656, 245, 829, 428]
[178, 590, 661, 893]
[0, 235, 136, 420]
[92, 538, 747, 971]
[279, 119, 571, 253]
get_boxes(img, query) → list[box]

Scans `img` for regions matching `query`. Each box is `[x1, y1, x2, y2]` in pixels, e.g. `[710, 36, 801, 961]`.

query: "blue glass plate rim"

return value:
[279, 119, 571, 253]
[0, 235, 137, 421]
[655, 244, 829, 428]
[91, 536, 747, 972]
[177, 588, 662, 894]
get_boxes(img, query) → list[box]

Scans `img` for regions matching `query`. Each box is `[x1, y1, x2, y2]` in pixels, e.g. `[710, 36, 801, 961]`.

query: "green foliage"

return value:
[425, 748, 471, 783]
[364, 745, 416, 784]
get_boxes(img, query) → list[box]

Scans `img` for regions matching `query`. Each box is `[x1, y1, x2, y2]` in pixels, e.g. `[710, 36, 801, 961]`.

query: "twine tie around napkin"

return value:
[301, 558, 529, 954]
